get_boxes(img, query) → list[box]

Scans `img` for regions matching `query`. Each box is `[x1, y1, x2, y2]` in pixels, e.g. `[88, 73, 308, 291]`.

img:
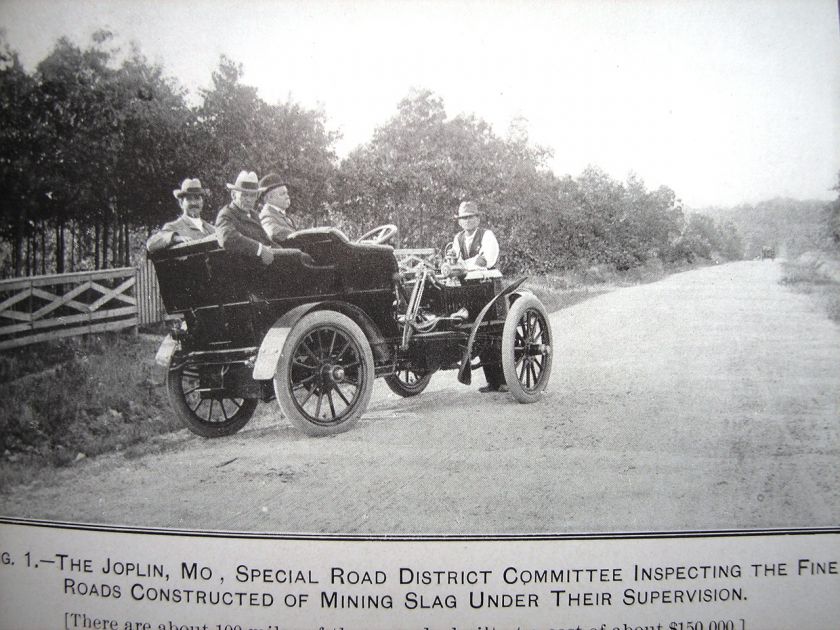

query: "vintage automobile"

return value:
[149, 224, 553, 437]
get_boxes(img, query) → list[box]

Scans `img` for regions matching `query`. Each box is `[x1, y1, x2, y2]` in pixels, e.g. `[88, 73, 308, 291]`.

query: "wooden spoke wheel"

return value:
[385, 366, 435, 397]
[274, 310, 374, 436]
[501, 294, 553, 403]
[166, 360, 257, 437]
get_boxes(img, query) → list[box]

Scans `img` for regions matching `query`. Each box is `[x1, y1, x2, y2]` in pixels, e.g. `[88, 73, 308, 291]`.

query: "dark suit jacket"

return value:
[146, 215, 215, 252]
[215, 202, 273, 257]
[259, 204, 297, 243]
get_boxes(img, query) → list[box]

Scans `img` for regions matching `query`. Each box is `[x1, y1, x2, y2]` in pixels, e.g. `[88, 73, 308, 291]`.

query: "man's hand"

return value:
[259, 246, 275, 266]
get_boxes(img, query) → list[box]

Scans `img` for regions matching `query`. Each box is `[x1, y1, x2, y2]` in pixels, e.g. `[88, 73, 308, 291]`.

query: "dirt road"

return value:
[3, 261, 838, 533]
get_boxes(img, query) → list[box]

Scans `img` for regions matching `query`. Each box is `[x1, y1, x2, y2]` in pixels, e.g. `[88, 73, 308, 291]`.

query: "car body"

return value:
[149, 225, 553, 437]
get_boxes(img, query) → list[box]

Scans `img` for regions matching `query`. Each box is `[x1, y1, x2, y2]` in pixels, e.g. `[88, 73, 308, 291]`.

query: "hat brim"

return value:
[226, 184, 261, 192]
[454, 213, 481, 219]
[173, 189, 208, 199]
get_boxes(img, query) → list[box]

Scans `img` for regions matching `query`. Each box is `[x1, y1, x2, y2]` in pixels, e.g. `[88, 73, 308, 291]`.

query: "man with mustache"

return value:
[146, 178, 215, 252]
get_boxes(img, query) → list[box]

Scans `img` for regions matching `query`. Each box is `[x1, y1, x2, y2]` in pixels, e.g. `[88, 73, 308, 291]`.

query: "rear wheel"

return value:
[166, 360, 257, 437]
[501, 294, 553, 403]
[385, 367, 434, 397]
[274, 310, 374, 436]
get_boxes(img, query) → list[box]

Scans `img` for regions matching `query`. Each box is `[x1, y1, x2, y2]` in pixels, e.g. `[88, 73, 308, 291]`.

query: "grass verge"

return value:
[0, 333, 177, 490]
[524, 259, 698, 313]
[780, 257, 840, 323]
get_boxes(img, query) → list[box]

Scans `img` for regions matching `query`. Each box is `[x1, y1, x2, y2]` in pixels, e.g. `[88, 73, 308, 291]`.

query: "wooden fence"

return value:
[136, 258, 166, 326]
[0, 267, 139, 351]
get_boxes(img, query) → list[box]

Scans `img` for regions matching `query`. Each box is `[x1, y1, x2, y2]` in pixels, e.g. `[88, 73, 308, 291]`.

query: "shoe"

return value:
[479, 384, 509, 393]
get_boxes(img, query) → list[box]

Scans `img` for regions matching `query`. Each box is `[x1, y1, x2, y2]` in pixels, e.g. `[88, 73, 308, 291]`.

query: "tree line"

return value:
[1, 31, 751, 279]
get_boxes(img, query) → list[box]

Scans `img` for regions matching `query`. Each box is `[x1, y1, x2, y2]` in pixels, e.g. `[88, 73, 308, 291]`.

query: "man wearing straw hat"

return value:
[215, 170, 275, 265]
[146, 178, 215, 253]
[450, 200, 500, 270]
[450, 200, 506, 392]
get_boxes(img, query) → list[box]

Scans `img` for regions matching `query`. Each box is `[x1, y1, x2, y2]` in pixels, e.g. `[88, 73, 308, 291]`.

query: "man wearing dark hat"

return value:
[257, 173, 297, 243]
[450, 200, 500, 270]
[451, 200, 506, 392]
[146, 178, 215, 252]
[215, 170, 275, 265]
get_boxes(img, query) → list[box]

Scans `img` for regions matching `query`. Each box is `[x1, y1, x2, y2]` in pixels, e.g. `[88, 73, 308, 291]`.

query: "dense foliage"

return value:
[701, 197, 832, 260]
[1, 32, 750, 279]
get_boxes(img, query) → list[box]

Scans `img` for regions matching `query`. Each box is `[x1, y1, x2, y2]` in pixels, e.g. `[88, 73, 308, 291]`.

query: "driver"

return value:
[215, 170, 275, 265]
[450, 200, 506, 393]
[450, 201, 499, 270]
[257, 172, 297, 243]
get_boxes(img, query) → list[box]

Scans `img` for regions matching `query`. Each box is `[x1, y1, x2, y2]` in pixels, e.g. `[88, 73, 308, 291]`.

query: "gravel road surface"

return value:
[3, 261, 838, 533]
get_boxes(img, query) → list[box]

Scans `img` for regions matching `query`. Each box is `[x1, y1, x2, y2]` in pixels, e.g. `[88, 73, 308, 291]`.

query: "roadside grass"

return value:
[780, 257, 840, 323]
[0, 333, 178, 490]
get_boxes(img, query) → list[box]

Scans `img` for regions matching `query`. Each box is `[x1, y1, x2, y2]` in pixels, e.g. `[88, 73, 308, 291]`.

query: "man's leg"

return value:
[479, 352, 507, 393]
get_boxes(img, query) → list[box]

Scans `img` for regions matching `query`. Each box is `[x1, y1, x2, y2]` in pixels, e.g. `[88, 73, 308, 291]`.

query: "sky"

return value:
[1, 0, 838, 208]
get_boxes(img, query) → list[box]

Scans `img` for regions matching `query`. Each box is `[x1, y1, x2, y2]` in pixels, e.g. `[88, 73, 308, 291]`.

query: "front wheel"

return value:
[385, 367, 435, 397]
[166, 360, 257, 437]
[274, 310, 375, 436]
[501, 293, 553, 403]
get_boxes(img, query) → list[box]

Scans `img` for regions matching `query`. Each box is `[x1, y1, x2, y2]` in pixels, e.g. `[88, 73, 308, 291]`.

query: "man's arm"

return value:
[478, 230, 499, 268]
[146, 230, 176, 253]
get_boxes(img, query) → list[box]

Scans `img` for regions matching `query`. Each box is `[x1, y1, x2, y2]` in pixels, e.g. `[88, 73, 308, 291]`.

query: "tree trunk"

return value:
[95, 222, 101, 270]
[55, 220, 65, 274]
[124, 222, 130, 267]
[102, 213, 109, 270]
[112, 217, 120, 269]
[40, 225, 46, 275]
[69, 221, 75, 272]
[13, 210, 25, 277]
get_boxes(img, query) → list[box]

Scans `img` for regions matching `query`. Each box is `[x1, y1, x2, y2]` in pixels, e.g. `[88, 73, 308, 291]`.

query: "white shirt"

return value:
[452, 228, 500, 269]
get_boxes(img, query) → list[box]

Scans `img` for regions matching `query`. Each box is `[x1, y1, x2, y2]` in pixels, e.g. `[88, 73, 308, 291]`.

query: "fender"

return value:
[457, 278, 529, 385]
[252, 301, 387, 380]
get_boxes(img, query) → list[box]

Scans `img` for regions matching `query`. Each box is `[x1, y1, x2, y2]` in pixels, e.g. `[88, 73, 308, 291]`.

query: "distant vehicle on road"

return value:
[149, 224, 553, 438]
[761, 246, 775, 260]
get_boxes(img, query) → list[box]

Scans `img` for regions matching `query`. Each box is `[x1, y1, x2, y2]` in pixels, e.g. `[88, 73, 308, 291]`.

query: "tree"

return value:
[193, 56, 338, 226]
[0, 35, 39, 275]
[334, 88, 558, 265]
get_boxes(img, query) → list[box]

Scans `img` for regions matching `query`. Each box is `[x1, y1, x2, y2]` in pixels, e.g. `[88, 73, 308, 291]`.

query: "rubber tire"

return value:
[274, 310, 375, 436]
[385, 368, 435, 397]
[501, 293, 553, 403]
[166, 359, 257, 438]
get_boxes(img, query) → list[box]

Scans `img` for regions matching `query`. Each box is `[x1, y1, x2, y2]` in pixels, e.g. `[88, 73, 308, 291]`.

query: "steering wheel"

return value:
[356, 224, 398, 245]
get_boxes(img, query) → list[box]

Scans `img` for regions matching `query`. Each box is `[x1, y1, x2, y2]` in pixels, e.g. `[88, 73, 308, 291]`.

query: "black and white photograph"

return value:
[0, 0, 838, 627]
